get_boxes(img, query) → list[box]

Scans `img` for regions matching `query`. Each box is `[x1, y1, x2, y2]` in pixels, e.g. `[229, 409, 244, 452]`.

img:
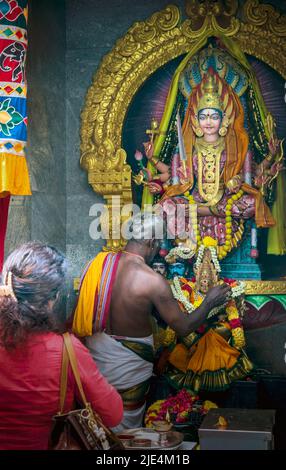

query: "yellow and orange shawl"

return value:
[72, 251, 121, 337]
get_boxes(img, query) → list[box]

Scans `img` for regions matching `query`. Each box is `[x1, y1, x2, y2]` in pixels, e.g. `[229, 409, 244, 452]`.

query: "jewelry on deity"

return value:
[194, 126, 204, 138]
[121, 251, 145, 263]
[195, 137, 225, 206]
[218, 117, 230, 137]
[197, 74, 223, 112]
[226, 175, 241, 192]
[194, 237, 221, 273]
[150, 156, 160, 167]
[218, 126, 227, 137]
[265, 153, 273, 162]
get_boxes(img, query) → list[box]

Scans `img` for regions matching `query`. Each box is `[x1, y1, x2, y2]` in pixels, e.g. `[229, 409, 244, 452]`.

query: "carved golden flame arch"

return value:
[80, 0, 286, 253]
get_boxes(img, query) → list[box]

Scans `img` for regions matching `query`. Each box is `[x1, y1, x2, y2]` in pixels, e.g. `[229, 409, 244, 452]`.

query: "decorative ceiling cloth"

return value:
[0, 0, 31, 270]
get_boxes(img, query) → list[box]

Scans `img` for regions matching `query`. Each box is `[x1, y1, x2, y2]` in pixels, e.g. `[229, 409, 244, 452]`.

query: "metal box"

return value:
[199, 408, 275, 450]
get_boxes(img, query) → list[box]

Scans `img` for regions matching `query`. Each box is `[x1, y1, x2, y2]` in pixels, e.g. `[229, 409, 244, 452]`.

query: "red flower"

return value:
[229, 318, 242, 329]
[223, 278, 236, 285]
[182, 284, 192, 294]
[197, 324, 207, 334]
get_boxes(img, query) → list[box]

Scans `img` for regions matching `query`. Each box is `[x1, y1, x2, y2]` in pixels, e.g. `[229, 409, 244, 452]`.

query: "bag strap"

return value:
[59, 336, 69, 414]
[60, 333, 123, 449]
[62, 332, 88, 406]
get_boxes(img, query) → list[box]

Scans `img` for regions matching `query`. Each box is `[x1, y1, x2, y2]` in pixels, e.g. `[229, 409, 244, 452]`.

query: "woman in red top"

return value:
[0, 242, 123, 450]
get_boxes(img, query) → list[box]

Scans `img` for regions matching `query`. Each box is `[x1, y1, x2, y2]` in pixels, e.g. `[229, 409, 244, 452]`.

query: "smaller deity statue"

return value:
[167, 262, 187, 279]
[161, 237, 253, 393]
[151, 258, 167, 277]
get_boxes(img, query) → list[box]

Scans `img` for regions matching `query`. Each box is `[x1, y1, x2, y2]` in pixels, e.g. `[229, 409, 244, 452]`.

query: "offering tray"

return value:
[117, 427, 184, 450]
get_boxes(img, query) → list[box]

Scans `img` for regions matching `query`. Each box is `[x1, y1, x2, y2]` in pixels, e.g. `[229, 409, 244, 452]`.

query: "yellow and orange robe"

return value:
[164, 279, 253, 392]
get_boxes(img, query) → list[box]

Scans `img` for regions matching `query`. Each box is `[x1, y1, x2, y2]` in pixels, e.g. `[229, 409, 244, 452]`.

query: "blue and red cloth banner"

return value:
[0, 1, 31, 270]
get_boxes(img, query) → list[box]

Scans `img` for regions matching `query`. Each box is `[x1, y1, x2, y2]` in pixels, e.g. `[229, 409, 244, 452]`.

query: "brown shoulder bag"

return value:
[49, 332, 124, 450]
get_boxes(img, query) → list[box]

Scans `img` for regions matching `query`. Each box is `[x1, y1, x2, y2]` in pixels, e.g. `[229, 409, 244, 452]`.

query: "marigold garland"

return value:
[185, 190, 245, 259]
[226, 299, 245, 349]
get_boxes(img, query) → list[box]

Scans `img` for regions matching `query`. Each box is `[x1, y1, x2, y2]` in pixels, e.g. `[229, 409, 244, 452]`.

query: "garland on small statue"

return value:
[168, 236, 246, 350]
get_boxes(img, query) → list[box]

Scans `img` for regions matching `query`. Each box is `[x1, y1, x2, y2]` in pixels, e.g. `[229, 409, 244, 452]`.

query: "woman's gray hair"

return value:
[0, 241, 66, 349]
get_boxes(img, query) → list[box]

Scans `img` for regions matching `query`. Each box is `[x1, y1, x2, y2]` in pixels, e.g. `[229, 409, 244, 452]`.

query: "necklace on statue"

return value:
[121, 250, 145, 263]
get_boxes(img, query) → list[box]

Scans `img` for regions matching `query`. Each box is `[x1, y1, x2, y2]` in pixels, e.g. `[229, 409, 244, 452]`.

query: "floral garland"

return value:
[170, 276, 246, 349]
[165, 245, 195, 263]
[194, 236, 221, 272]
[171, 275, 245, 316]
[184, 190, 245, 260]
[145, 389, 217, 427]
[169, 235, 246, 350]
[220, 189, 245, 260]
[226, 299, 245, 349]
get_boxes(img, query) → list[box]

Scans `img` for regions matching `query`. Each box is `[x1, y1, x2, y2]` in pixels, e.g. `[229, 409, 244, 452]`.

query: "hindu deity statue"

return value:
[133, 43, 284, 392]
[134, 45, 284, 262]
[162, 236, 253, 393]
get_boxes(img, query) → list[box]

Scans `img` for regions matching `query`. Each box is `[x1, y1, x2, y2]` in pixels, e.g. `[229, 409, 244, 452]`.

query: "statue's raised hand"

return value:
[177, 165, 191, 184]
[143, 141, 154, 159]
[268, 136, 280, 157]
[147, 181, 162, 194]
[226, 175, 242, 194]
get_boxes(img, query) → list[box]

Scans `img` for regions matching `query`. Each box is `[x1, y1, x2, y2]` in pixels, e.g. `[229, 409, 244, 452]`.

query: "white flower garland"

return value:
[165, 245, 195, 262]
[171, 276, 245, 318]
[194, 245, 221, 272]
[231, 281, 245, 298]
[171, 277, 195, 313]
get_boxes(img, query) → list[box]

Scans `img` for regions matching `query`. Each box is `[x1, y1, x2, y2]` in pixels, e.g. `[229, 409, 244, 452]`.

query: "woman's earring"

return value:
[194, 126, 204, 137]
[219, 117, 229, 137]
[218, 126, 227, 137]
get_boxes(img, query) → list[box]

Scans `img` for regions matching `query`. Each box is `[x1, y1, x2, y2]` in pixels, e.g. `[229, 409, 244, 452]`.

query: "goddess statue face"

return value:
[198, 108, 222, 137]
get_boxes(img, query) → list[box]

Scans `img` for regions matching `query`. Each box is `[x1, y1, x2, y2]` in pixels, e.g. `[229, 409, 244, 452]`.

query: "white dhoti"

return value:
[86, 332, 154, 432]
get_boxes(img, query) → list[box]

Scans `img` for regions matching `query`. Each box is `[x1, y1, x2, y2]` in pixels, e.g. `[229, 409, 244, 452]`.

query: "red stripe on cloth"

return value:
[95, 254, 115, 331]
[100, 252, 121, 330]
[0, 195, 10, 271]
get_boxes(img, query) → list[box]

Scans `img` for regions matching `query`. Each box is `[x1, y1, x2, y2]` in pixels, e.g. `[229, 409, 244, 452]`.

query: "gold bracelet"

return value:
[226, 175, 241, 191]
[265, 153, 273, 162]
[150, 157, 160, 166]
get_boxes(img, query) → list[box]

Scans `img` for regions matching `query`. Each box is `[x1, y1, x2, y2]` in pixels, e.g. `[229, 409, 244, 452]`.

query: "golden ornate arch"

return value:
[80, 0, 286, 252]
